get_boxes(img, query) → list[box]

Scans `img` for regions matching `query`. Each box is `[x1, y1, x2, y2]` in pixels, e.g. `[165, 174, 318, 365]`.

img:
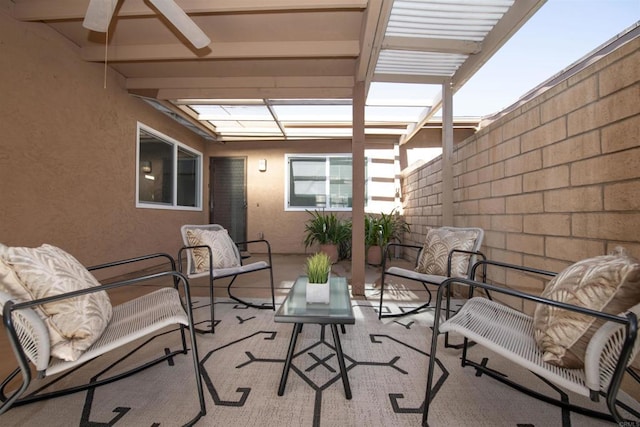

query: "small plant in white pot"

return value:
[305, 252, 331, 304]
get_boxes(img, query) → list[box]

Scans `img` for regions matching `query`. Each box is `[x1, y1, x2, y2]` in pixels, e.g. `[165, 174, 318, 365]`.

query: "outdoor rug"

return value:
[1, 296, 639, 427]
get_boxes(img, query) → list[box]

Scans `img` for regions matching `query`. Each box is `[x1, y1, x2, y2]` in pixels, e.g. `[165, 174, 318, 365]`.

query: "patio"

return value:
[1, 2, 639, 425]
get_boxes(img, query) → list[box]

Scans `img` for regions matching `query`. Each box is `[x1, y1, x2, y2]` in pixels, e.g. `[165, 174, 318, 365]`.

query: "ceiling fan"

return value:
[83, 0, 211, 49]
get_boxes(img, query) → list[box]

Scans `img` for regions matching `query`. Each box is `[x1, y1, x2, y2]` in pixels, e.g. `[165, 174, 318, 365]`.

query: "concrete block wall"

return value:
[401, 35, 640, 312]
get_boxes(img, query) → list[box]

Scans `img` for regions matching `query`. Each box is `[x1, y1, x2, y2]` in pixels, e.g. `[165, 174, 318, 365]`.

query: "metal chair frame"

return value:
[423, 259, 640, 426]
[0, 252, 206, 425]
[179, 224, 275, 334]
[378, 226, 485, 320]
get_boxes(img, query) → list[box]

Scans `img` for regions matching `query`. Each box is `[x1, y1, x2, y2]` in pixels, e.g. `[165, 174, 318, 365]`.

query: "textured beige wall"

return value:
[207, 139, 364, 254]
[402, 35, 640, 310]
[0, 14, 208, 269]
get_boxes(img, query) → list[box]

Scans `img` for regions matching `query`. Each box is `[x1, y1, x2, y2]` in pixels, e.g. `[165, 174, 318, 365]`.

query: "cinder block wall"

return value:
[401, 35, 639, 310]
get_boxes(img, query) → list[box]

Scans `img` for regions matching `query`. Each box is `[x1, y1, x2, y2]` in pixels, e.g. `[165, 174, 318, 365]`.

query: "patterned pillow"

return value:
[415, 228, 479, 277]
[534, 247, 640, 368]
[185, 228, 240, 272]
[0, 244, 112, 362]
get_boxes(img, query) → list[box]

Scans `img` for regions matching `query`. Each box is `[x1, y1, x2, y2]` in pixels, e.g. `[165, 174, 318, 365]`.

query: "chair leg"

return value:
[188, 321, 206, 423]
[193, 275, 215, 335]
[210, 275, 215, 333]
[268, 266, 276, 310]
[379, 275, 433, 319]
[0, 368, 29, 416]
[227, 271, 276, 310]
[183, 286, 207, 425]
[378, 270, 387, 319]
[423, 316, 442, 425]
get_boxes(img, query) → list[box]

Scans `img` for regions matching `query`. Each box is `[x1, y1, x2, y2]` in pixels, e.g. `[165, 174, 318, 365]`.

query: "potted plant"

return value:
[365, 209, 410, 266]
[305, 252, 331, 303]
[303, 210, 351, 263]
[365, 215, 383, 266]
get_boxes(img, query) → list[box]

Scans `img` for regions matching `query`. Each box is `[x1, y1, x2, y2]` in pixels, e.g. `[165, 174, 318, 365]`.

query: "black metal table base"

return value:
[278, 323, 352, 399]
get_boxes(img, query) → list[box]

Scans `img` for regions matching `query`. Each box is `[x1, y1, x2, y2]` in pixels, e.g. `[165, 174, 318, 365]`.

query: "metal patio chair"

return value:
[378, 226, 484, 320]
[424, 259, 640, 425]
[179, 224, 275, 334]
[0, 249, 205, 425]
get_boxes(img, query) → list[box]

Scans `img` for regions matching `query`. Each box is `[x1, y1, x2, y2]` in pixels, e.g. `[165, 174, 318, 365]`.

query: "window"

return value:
[286, 154, 360, 211]
[136, 123, 202, 210]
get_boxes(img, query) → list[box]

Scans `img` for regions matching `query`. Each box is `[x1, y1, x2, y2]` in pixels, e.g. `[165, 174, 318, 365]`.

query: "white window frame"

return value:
[136, 122, 203, 211]
[285, 153, 358, 212]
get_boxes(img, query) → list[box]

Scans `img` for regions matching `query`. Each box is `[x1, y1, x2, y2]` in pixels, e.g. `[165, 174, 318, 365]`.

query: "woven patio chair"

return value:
[378, 226, 484, 319]
[424, 257, 640, 425]
[179, 224, 275, 333]
[0, 246, 205, 425]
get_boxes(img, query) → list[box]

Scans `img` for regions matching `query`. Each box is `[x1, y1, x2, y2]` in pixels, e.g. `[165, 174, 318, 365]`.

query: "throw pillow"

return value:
[415, 228, 479, 277]
[534, 247, 640, 368]
[185, 228, 240, 272]
[0, 243, 113, 362]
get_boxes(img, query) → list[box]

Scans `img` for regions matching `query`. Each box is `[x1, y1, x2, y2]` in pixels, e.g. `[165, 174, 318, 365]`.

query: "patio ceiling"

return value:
[9, 0, 546, 143]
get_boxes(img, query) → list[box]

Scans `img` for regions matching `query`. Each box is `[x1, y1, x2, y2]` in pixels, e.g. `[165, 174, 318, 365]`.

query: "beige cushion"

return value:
[0, 244, 112, 362]
[534, 247, 640, 368]
[415, 228, 479, 278]
[186, 228, 240, 273]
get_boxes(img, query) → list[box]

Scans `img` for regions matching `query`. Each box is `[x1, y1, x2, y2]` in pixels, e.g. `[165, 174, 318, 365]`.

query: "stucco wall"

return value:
[0, 13, 208, 269]
[401, 34, 640, 311]
[207, 140, 363, 254]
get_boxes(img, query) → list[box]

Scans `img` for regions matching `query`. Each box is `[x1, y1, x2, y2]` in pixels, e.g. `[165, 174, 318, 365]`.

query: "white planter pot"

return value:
[306, 276, 331, 304]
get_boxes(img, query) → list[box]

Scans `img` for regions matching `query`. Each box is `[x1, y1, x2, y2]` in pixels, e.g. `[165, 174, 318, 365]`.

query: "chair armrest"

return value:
[437, 276, 622, 322]
[87, 252, 177, 272]
[235, 239, 272, 253]
[8, 270, 192, 313]
[234, 239, 273, 265]
[382, 243, 423, 271]
[470, 258, 556, 281]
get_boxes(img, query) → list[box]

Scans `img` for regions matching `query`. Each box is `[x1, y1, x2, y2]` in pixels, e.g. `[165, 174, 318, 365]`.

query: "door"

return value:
[209, 157, 247, 244]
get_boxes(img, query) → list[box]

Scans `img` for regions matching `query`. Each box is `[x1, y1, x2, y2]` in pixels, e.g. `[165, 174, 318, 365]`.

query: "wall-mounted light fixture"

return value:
[141, 161, 152, 173]
[258, 159, 267, 172]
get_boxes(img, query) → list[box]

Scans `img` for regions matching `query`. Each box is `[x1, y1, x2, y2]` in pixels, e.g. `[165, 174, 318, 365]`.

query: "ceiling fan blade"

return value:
[83, 0, 119, 32]
[148, 0, 211, 49]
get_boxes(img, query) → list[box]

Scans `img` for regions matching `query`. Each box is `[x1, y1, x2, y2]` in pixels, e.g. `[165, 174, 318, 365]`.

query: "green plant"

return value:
[303, 210, 339, 247]
[365, 208, 410, 248]
[364, 215, 381, 248]
[303, 210, 352, 260]
[306, 252, 331, 283]
[335, 218, 352, 260]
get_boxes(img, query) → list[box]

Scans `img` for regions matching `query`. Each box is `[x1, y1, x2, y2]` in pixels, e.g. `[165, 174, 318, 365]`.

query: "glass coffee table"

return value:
[275, 275, 355, 399]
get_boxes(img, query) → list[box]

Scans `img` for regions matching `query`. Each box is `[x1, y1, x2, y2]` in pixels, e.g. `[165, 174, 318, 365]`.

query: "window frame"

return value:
[135, 122, 203, 211]
[285, 153, 359, 212]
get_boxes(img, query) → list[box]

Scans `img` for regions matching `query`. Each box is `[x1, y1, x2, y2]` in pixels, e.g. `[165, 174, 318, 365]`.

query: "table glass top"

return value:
[274, 275, 355, 324]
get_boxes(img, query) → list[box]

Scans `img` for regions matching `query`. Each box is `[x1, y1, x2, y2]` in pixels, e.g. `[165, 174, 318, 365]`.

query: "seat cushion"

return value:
[415, 228, 479, 277]
[185, 228, 240, 272]
[0, 244, 112, 362]
[534, 247, 640, 368]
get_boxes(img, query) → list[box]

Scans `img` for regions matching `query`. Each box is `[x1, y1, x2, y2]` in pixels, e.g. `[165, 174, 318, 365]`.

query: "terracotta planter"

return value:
[367, 245, 383, 266]
[319, 244, 339, 264]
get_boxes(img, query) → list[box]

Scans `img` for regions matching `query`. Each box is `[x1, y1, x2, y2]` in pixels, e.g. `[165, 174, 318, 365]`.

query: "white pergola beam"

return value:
[154, 87, 354, 100]
[81, 40, 359, 62]
[127, 76, 355, 90]
[382, 36, 481, 54]
[13, 0, 367, 21]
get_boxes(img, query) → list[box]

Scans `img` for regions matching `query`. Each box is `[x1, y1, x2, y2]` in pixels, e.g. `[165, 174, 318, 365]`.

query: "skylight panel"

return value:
[274, 105, 353, 122]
